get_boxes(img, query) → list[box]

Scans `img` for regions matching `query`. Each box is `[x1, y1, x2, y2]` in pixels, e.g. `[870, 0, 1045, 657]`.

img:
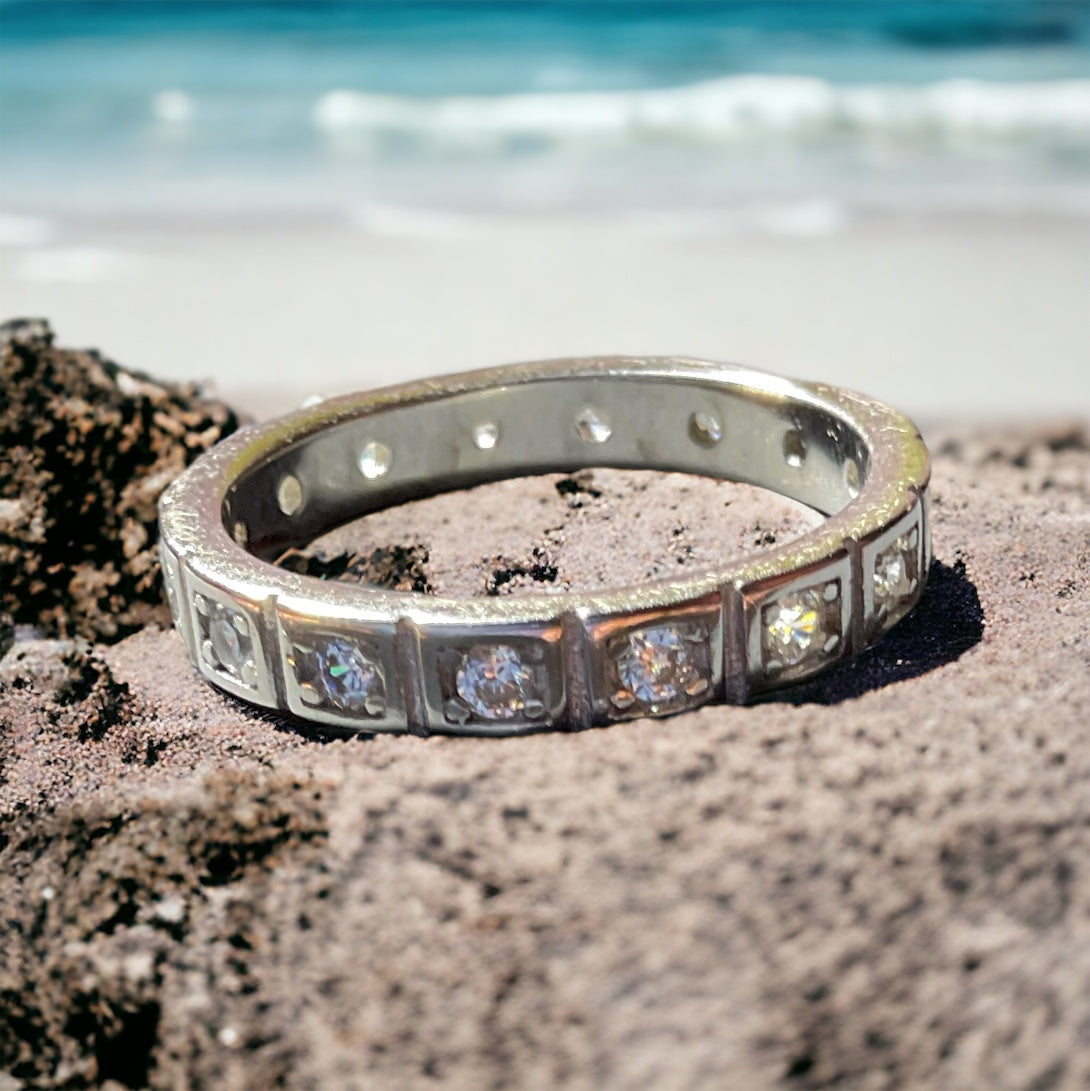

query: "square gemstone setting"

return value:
[291, 634, 387, 718]
[421, 629, 565, 732]
[760, 580, 842, 671]
[861, 498, 926, 640]
[587, 598, 723, 722]
[194, 592, 259, 690]
[278, 613, 402, 730]
[745, 552, 852, 691]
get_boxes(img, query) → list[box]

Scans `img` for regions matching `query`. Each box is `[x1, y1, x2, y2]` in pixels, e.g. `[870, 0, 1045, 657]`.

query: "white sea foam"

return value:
[753, 199, 849, 238]
[12, 247, 142, 283]
[0, 212, 56, 247]
[625, 199, 850, 241]
[312, 76, 1090, 151]
[349, 202, 473, 241]
[153, 89, 195, 125]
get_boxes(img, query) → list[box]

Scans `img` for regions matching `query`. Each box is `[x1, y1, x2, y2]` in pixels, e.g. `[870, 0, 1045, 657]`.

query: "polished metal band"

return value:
[158, 356, 931, 735]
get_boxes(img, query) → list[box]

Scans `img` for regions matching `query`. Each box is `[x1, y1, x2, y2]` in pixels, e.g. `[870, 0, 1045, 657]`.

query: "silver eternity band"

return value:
[158, 356, 931, 735]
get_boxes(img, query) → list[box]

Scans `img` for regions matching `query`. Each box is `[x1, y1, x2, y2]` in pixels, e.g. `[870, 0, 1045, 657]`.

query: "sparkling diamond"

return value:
[473, 422, 499, 450]
[455, 644, 539, 722]
[358, 440, 391, 480]
[614, 624, 708, 712]
[689, 411, 723, 446]
[575, 406, 612, 444]
[210, 616, 242, 669]
[783, 429, 806, 469]
[874, 543, 913, 604]
[198, 598, 256, 684]
[277, 474, 303, 517]
[313, 639, 384, 714]
[764, 589, 825, 666]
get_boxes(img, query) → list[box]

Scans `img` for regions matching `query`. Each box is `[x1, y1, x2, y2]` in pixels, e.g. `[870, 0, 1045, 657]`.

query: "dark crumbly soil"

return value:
[1, 378, 1089, 1088]
[0, 319, 240, 641]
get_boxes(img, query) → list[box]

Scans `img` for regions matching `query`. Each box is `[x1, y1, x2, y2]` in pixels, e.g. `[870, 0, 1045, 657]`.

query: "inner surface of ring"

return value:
[226, 376, 868, 560]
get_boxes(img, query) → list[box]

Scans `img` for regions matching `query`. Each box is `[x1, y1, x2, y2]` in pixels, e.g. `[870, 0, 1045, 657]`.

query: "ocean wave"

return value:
[312, 76, 1090, 151]
[345, 197, 853, 242]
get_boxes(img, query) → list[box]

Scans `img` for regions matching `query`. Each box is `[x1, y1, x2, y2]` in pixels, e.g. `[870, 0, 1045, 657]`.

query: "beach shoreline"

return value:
[1, 199, 1085, 423]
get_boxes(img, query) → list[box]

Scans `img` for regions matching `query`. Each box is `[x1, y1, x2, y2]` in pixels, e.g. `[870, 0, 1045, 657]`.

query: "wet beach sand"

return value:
[0, 203, 1086, 423]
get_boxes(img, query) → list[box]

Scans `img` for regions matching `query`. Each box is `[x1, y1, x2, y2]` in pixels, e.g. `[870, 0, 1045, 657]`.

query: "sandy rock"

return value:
[1, 347, 1088, 1088]
[0, 319, 241, 641]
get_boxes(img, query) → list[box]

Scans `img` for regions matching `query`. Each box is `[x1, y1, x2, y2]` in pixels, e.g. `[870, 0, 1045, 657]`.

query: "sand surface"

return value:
[2, 419, 1089, 1089]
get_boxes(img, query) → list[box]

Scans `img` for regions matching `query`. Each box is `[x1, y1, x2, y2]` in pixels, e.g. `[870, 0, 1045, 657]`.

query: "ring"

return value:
[157, 356, 931, 735]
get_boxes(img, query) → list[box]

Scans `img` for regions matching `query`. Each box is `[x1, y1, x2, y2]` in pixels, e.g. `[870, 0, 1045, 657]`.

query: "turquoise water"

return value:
[2, 0, 1088, 212]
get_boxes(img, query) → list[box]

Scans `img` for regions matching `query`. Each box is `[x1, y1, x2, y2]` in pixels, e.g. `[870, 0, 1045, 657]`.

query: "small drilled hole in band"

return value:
[783, 429, 806, 468]
[359, 440, 392, 480]
[844, 458, 861, 499]
[689, 411, 723, 447]
[575, 406, 611, 444]
[473, 422, 499, 450]
[276, 474, 303, 517]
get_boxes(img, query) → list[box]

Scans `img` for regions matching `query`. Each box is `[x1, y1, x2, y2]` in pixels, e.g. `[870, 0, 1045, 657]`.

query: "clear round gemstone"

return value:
[473, 422, 499, 450]
[874, 547, 911, 603]
[210, 614, 244, 671]
[277, 474, 303, 517]
[456, 644, 537, 721]
[783, 429, 807, 469]
[575, 406, 612, 444]
[689, 411, 723, 446]
[764, 590, 824, 666]
[314, 639, 382, 713]
[615, 625, 703, 710]
[358, 440, 392, 480]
